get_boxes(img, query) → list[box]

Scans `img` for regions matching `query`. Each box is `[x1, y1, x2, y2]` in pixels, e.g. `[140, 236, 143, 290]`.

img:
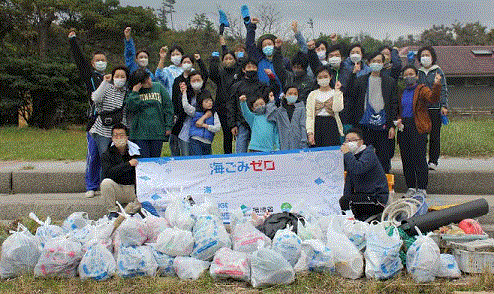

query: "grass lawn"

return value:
[0, 116, 493, 161]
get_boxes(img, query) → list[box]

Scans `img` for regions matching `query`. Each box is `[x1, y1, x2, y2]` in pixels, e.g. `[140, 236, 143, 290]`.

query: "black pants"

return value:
[361, 126, 391, 173]
[217, 105, 233, 154]
[397, 117, 428, 190]
[339, 193, 387, 222]
[315, 115, 340, 147]
[428, 109, 442, 165]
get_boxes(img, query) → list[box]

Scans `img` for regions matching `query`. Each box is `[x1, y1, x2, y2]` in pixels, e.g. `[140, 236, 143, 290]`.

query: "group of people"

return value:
[69, 5, 448, 220]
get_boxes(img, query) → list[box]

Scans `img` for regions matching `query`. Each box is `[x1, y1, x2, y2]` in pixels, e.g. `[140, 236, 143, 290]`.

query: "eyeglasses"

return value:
[112, 133, 127, 138]
[344, 138, 362, 143]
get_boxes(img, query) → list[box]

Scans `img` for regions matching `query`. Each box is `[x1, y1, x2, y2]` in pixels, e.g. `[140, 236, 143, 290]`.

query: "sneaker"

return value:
[108, 212, 120, 220]
[85, 190, 95, 198]
[428, 162, 437, 170]
[403, 188, 416, 198]
[219, 9, 230, 27]
[241, 5, 250, 25]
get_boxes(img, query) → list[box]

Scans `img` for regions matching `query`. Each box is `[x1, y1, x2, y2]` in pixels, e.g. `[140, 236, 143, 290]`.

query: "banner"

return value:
[136, 147, 344, 223]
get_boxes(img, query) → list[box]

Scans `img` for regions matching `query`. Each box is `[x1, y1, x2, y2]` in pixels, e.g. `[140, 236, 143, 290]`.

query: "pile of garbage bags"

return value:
[0, 196, 468, 287]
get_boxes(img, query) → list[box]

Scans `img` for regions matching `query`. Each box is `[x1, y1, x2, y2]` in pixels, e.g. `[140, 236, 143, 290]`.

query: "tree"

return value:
[191, 13, 214, 32]
[158, 0, 175, 29]
[255, 4, 282, 36]
[453, 21, 488, 45]
[419, 24, 455, 46]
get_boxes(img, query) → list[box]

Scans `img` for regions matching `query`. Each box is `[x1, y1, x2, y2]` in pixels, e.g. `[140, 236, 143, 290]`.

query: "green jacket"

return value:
[125, 82, 174, 140]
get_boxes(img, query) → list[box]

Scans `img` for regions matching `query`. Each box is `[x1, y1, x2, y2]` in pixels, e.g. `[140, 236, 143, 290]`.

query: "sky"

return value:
[120, 0, 494, 40]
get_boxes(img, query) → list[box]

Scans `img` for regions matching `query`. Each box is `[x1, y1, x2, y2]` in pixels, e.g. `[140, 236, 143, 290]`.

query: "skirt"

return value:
[314, 115, 340, 147]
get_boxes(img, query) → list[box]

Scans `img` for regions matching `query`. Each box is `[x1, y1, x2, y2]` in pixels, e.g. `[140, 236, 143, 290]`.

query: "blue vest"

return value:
[189, 111, 215, 143]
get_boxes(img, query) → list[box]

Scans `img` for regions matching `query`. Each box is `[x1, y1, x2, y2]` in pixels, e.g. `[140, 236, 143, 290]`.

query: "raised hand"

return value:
[159, 46, 168, 60]
[434, 73, 442, 84]
[194, 53, 201, 60]
[307, 40, 316, 50]
[103, 74, 112, 82]
[335, 81, 342, 91]
[179, 82, 187, 94]
[251, 17, 259, 24]
[329, 33, 338, 43]
[291, 21, 298, 33]
[124, 27, 131, 40]
[68, 31, 76, 38]
[239, 95, 247, 102]
[275, 38, 283, 48]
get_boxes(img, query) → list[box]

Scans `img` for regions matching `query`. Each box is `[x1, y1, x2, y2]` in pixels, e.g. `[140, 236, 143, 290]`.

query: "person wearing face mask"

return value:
[170, 55, 209, 156]
[341, 44, 371, 84]
[227, 60, 280, 154]
[272, 38, 314, 104]
[239, 94, 279, 152]
[307, 41, 348, 90]
[100, 123, 140, 219]
[379, 46, 402, 81]
[346, 51, 399, 174]
[155, 45, 185, 98]
[267, 85, 307, 150]
[123, 27, 155, 80]
[306, 66, 345, 147]
[90, 66, 130, 163]
[68, 30, 108, 198]
[339, 128, 389, 221]
[396, 66, 442, 198]
[416, 46, 448, 171]
[125, 69, 174, 158]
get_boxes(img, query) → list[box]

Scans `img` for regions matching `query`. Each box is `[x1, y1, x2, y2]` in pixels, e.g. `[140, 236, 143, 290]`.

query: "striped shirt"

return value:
[89, 80, 128, 138]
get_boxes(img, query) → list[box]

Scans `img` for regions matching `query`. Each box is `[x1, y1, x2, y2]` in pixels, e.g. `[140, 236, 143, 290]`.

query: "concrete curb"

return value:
[12, 171, 85, 194]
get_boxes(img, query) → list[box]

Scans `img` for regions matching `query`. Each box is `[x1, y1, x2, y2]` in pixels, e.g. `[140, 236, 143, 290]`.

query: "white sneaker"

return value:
[428, 162, 437, 170]
[85, 190, 95, 198]
[403, 188, 416, 198]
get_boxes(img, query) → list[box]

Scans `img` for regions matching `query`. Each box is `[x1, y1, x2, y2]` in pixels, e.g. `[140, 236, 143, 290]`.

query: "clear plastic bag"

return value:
[272, 225, 302, 267]
[437, 254, 461, 278]
[28, 212, 64, 248]
[209, 247, 250, 282]
[0, 224, 41, 278]
[165, 192, 194, 231]
[34, 236, 83, 278]
[116, 245, 158, 277]
[250, 246, 295, 288]
[141, 209, 171, 243]
[173, 256, 210, 280]
[232, 222, 271, 254]
[78, 242, 116, 281]
[114, 203, 148, 247]
[155, 227, 194, 257]
[149, 245, 175, 277]
[62, 212, 90, 232]
[294, 239, 335, 273]
[364, 223, 403, 280]
[297, 220, 324, 241]
[406, 228, 440, 283]
[191, 215, 231, 261]
[326, 222, 363, 279]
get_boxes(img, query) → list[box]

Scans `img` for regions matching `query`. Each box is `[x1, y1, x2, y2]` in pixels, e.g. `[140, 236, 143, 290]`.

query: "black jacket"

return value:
[208, 56, 241, 107]
[346, 72, 399, 130]
[101, 145, 137, 185]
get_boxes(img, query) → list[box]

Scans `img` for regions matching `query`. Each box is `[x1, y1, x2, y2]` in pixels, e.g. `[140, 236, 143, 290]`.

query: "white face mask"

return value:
[137, 58, 148, 67]
[369, 62, 383, 72]
[171, 55, 182, 66]
[113, 138, 127, 148]
[347, 141, 359, 154]
[94, 61, 107, 72]
[317, 50, 326, 61]
[350, 53, 361, 64]
[421, 56, 432, 67]
[182, 63, 192, 71]
[191, 81, 203, 91]
[113, 78, 126, 89]
[317, 78, 331, 88]
[328, 56, 341, 68]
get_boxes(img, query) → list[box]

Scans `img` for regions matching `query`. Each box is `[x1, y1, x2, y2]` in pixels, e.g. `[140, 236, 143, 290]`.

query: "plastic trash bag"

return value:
[209, 248, 250, 282]
[297, 219, 324, 241]
[232, 222, 271, 254]
[34, 236, 83, 278]
[437, 254, 461, 278]
[155, 227, 194, 257]
[256, 212, 304, 240]
[294, 239, 335, 273]
[364, 223, 403, 280]
[250, 246, 295, 288]
[173, 256, 210, 280]
[116, 245, 158, 278]
[326, 222, 363, 279]
[0, 224, 41, 278]
[191, 215, 231, 261]
[406, 228, 440, 283]
[339, 218, 369, 251]
[190, 197, 221, 219]
[78, 242, 116, 281]
[114, 205, 148, 247]
[272, 225, 302, 267]
[149, 245, 175, 277]
[62, 212, 90, 232]
[67, 224, 96, 249]
[141, 209, 171, 243]
[165, 192, 195, 231]
[85, 216, 114, 252]
[28, 212, 64, 248]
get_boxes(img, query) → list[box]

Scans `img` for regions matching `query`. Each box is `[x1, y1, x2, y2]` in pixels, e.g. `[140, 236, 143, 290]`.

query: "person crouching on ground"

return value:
[339, 128, 389, 221]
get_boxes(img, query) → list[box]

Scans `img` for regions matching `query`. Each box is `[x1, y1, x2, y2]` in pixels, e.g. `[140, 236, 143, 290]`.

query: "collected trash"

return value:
[116, 245, 157, 278]
[250, 245, 295, 288]
[34, 236, 84, 278]
[0, 224, 41, 278]
[173, 256, 210, 280]
[271, 225, 302, 267]
[209, 247, 250, 282]
[406, 228, 440, 283]
[155, 227, 194, 257]
[78, 242, 116, 281]
[364, 223, 403, 280]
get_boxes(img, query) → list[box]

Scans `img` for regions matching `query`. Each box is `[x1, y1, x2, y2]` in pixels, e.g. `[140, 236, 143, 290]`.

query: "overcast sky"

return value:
[120, 0, 494, 40]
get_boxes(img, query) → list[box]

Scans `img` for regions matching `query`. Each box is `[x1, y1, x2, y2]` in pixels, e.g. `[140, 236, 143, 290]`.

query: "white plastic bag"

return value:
[294, 239, 335, 273]
[28, 213, 64, 248]
[116, 245, 158, 277]
[173, 256, 210, 280]
[272, 225, 302, 267]
[34, 236, 83, 278]
[85, 216, 114, 252]
[149, 245, 175, 277]
[250, 246, 295, 288]
[0, 224, 41, 278]
[62, 212, 90, 232]
[190, 197, 221, 219]
[155, 227, 194, 256]
[406, 228, 440, 283]
[191, 215, 231, 261]
[209, 247, 250, 282]
[142, 209, 170, 243]
[232, 222, 271, 254]
[164, 192, 194, 231]
[437, 254, 461, 278]
[78, 242, 116, 281]
[297, 220, 324, 241]
[114, 204, 148, 247]
[326, 224, 363, 279]
[364, 223, 403, 280]
[341, 219, 369, 251]
[67, 224, 96, 248]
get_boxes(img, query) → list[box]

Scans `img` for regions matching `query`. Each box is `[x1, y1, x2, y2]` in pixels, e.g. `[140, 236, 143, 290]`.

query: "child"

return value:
[267, 85, 307, 150]
[239, 94, 279, 152]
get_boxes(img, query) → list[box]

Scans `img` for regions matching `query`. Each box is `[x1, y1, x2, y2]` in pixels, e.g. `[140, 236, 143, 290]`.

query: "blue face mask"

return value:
[286, 95, 298, 104]
[262, 46, 274, 57]
[236, 51, 245, 59]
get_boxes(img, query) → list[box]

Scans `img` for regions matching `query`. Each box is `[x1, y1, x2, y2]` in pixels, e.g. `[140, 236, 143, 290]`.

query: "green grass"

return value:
[0, 116, 493, 161]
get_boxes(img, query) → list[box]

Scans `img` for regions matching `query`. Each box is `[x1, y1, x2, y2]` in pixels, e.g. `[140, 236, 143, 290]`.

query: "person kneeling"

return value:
[339, 128, 389, 221]
[100, 123, 140, 219]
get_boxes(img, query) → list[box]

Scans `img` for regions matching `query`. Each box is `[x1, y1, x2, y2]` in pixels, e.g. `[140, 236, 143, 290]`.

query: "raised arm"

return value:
[91, 76, 111, 103]
[292, 21, 308, 54]
[390, 47, 402, 80]
[123, 27, 138, 73]
[273, 39, 289, 90]
[195, 54, 209, 83]
[180, 82, 196, 116]
[68, 32, 93, 92]
[245, 19, 262, 62]
[240, 98, 255, 126]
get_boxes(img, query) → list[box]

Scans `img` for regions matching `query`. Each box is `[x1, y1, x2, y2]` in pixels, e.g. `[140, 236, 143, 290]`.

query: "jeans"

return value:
[169, 134, 189, 157]
[91, 133, 112, 181]
[189, 138, 212, 156]
[235, 124, 250, 154]
[85, 132, 100, 191]
[134, 140, 163, 158]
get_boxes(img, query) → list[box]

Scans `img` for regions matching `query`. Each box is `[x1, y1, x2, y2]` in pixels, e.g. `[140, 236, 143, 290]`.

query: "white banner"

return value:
[136, 147, 344, 223]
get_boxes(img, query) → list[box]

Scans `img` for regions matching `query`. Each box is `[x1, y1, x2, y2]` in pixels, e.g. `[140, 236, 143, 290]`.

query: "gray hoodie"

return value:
[267, 101, 308, 150]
